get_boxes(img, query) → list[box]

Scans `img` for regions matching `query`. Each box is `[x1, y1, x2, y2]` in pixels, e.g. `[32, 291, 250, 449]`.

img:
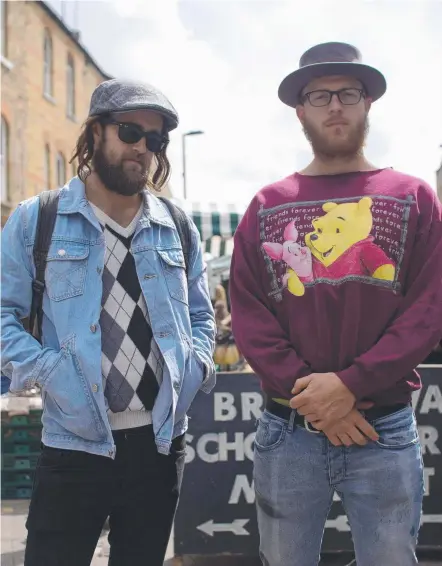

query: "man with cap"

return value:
[1, 79, 216, 565]
[230, 42, 442, 565]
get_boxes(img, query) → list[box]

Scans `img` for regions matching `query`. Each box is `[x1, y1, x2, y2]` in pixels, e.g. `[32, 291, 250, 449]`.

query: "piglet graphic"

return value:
[262, 221, 313, 297]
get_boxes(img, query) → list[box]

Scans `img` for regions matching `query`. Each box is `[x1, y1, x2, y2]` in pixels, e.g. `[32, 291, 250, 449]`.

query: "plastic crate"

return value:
[2, 427, 41, 444]
[1, 453, 40, 470]
[1, 485, 33, 499]
[2, 442, 40, 455]
[1, 470, 34, 487]
[1, 410, 42, 427]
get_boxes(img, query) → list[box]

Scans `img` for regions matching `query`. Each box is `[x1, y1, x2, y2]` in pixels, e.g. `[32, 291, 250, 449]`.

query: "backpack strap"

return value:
[29, 190, 60, 342]
[158, 197, 192, 277]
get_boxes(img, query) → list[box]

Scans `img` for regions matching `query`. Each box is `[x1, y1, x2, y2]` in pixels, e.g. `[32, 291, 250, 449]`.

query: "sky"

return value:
[49, 0, 442, 206]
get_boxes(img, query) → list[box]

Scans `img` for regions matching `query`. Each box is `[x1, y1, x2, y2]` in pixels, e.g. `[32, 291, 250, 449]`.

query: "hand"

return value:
[290, 373, 356, 429]
[322, 409, 379, 447]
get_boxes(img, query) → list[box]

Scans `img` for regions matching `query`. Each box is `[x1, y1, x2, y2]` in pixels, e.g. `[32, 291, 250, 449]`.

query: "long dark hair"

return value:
[69, 116, 172, 192]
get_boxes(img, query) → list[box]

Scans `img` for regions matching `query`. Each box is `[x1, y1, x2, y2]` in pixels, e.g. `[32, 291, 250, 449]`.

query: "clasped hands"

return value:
[289, 373, 379, 447]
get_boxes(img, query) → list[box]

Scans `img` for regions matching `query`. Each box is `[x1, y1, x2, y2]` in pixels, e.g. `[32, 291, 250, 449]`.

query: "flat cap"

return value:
[89, 78, 179, 132]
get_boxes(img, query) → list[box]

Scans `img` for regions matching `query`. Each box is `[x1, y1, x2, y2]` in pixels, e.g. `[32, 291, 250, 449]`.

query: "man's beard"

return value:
[303, 116, 369, 160]
[92, 146, 148, 197]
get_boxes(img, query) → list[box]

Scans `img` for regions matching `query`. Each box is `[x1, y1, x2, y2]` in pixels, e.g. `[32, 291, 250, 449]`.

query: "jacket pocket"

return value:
[42, 336, 106, 442]
[45, 242, 89, 301]
[174, 345, 204, 422]
[157, 248, 188, 305]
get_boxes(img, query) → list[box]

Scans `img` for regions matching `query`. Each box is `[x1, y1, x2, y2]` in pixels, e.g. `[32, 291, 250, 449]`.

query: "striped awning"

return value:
[171, 199, 245, 242]
[203, 235, 235, 258]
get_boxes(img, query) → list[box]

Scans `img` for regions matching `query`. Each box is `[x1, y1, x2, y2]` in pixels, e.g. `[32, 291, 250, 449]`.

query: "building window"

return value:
[56, 152, 66, 187]
[1, 116, 10, 203]
[67, 54, 75, 118]
[44, 144, 51, 190]
[71, 159, 77, 178]
[1, 0, 7, 58]
[43, 30, 53, 97]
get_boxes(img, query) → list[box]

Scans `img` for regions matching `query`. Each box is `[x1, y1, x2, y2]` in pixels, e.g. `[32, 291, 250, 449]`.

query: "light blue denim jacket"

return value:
[1, 178, 216, 457]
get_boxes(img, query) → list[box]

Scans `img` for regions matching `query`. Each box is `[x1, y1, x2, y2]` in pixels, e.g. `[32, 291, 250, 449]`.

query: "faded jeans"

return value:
[254, 405, 424, 566]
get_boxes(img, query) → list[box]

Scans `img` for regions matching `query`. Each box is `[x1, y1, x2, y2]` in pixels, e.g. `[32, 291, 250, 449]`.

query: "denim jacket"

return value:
[1, 178, 216, 457]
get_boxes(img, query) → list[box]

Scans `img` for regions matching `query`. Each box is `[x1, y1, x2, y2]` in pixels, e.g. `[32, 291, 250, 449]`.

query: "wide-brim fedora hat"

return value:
[278, 42, 387, 108]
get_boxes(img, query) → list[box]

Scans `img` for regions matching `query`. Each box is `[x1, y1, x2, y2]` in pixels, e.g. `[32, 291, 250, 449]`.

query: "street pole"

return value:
[182, 130, 204, 200]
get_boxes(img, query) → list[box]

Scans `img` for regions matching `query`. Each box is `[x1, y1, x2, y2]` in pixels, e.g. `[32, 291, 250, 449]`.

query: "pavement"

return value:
[1, 500, 441, 565]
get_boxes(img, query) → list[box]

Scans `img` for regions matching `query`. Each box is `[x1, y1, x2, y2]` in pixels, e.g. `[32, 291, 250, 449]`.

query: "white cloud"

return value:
[52, 0, 442, 204]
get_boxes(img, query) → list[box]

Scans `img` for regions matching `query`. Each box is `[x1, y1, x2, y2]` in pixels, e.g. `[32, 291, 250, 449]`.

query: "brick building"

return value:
[1, 1, 172, 227]
[1, 0, 111, 225]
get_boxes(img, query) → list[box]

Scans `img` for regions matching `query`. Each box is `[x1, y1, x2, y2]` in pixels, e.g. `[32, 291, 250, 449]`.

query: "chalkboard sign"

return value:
[174, 367, 442, 556]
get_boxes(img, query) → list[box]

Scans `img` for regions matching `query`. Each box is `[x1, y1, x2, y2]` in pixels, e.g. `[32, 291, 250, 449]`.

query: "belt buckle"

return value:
[304, 418, 321, 434]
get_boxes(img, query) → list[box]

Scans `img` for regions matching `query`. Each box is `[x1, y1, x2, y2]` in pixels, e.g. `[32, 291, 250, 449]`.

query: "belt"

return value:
[265, 399, 408, 433]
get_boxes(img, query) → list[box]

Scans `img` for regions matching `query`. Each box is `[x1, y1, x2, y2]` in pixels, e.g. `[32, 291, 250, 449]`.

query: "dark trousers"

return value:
[24, 426, 186, 566]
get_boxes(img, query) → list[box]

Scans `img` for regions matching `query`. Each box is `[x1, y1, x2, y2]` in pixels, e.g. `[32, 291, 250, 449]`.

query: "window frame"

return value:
[1, 0, 8, 59]
[71, 159, 77, 179]
[1, 115, 10, 203]
[56, 152, 66, 187]
[44, 144, 51, 190]
[43, 29, 53, 98]
[66, 53, 76, 118]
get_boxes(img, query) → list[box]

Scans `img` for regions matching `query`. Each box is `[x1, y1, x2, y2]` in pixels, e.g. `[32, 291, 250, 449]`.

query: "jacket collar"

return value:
[57, 177, 175, 229]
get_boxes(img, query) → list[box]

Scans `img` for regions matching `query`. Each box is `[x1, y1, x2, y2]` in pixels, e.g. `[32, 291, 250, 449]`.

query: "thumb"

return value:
[356, 401, 374, 410]
[292, 376, 312, 395]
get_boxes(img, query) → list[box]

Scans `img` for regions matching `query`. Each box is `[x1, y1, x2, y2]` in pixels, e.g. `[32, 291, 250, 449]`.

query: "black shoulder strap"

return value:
[158, 197, 192, 277]
[29, 190, 60, 341]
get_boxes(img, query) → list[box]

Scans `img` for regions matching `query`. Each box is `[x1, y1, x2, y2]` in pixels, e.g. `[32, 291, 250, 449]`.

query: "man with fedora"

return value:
[230, 42, 442, 565]
[1, 79, 216, 565]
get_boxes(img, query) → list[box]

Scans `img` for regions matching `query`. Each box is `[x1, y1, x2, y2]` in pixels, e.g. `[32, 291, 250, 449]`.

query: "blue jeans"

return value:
[254, 405, 424, 566]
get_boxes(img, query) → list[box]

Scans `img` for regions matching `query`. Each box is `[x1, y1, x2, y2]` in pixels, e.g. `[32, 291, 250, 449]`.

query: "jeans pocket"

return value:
[254, 411, 286, 452]
[38, 446, 76, 468]
[374, 407, 419, 450]
[171, 433, 186, 456]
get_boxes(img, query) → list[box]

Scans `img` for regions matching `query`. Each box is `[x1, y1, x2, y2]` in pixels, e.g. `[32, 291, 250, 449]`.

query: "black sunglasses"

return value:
[103, 119, 169, 153]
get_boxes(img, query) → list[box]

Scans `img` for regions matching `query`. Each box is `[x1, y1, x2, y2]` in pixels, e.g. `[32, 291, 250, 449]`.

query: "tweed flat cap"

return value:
[89, 78, 179, 132]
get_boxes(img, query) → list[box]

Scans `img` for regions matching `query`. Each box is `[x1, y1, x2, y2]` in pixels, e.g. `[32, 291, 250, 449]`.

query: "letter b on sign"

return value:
[214, 393, 237, 421]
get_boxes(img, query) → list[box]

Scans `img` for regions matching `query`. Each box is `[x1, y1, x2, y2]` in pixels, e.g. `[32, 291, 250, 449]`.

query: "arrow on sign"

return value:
[325, 515, 351, 532]
[324, 514, 442, 532]
[197, 519, 250, 537]
[421, 515, 442, 524]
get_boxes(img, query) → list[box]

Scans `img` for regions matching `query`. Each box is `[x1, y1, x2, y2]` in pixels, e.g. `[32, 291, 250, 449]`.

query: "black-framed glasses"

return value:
[103, 119, 169, 153]
[302, 88, 365, 107]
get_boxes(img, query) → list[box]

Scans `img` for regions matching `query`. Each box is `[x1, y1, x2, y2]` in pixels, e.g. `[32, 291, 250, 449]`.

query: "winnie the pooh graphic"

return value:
[304, 196, 396, 283]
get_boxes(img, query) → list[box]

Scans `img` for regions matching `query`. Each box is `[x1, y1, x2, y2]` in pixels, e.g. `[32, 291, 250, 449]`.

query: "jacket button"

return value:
[97, 267, 102, 275]
[92, 384, 99, 393]
[90, 324, 97, 333]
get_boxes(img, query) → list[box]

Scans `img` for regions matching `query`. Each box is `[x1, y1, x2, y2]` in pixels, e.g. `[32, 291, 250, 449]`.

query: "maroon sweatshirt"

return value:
[230, 169, 442, 406]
